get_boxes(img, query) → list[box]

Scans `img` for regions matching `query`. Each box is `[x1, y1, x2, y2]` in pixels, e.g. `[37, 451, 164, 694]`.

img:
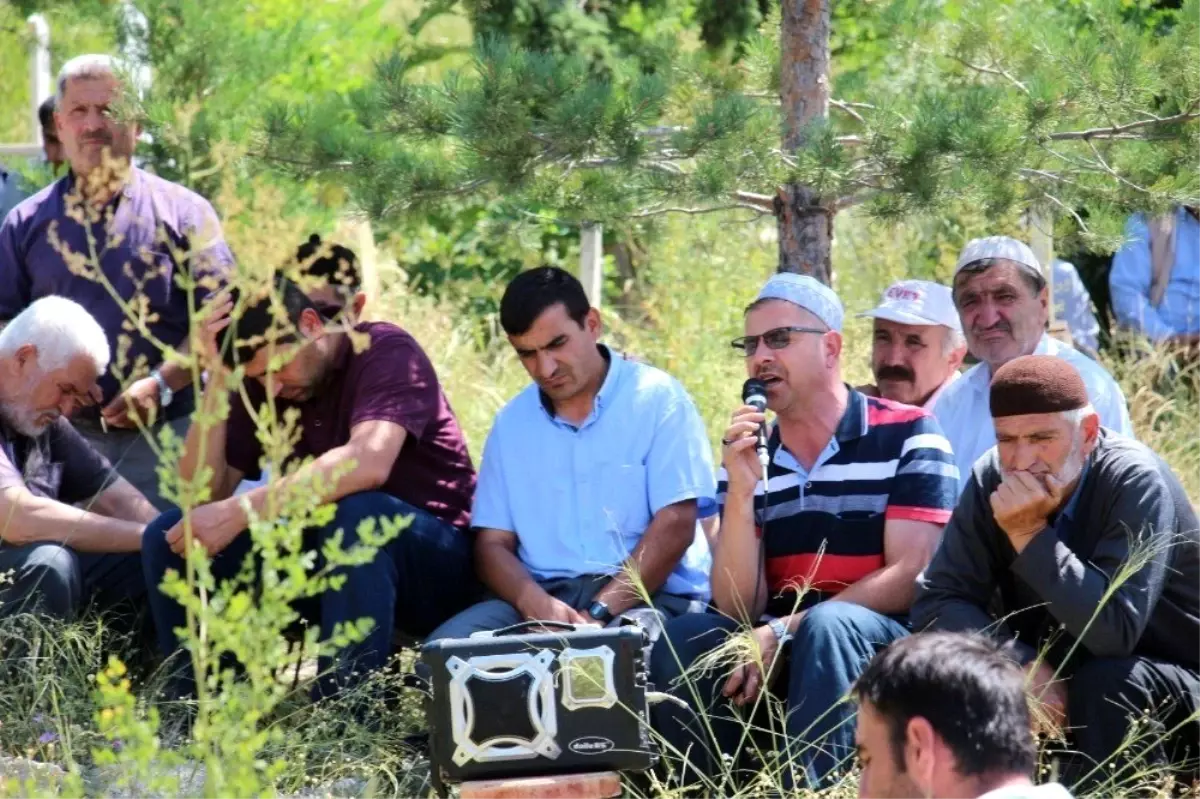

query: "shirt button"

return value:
[805, 482, 813, 490]
[314, 419, 321, 426]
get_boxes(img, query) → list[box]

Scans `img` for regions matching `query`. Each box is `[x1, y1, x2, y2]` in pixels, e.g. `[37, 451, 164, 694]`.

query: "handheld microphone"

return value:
[742, 378, 770, 469]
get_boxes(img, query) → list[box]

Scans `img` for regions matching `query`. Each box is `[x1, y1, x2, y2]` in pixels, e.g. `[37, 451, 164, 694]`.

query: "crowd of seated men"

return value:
[1, 50, 1196, 796]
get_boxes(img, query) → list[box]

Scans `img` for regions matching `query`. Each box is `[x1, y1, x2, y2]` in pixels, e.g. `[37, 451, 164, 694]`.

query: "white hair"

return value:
[1060, 404, 1097, 426]
[0, 297, 111, 374]
[941, 327, 967, 356]
[56, 54, 121, 104]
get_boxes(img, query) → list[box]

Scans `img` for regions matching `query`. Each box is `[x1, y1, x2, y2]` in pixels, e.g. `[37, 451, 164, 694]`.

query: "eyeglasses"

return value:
[731, 326, 827, 356]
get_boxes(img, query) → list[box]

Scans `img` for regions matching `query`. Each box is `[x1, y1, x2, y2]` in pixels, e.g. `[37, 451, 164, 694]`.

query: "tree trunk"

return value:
[777, 0, 833, 284]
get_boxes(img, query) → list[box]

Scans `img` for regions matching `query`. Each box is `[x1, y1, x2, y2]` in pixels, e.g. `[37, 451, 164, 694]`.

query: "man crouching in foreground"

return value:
[142, 275, 481, 699]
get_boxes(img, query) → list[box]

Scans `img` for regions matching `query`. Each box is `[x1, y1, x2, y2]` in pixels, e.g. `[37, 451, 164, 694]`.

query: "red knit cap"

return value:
[990, 355, 1088, 418]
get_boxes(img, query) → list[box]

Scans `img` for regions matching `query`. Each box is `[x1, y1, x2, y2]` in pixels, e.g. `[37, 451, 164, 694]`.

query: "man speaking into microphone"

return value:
[649, 273, 960, 791]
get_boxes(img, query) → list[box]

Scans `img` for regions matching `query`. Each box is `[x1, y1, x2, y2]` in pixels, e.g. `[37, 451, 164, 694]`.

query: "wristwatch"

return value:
[150, 368, 174, 408]
[587, 599, 614, 625]
[767, 617, 793, 646]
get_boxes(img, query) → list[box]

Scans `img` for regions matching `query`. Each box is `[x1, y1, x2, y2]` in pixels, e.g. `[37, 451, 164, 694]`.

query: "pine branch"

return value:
[627, 202, 772, 219]
[1041, 192, 1089, 233]
[836, 191, 876, 210]
[830, 99, 871, 125]
[734, 190, 775, 212]
[947, 54, 1029, 95]
[1047, 107, 1200, 140]
[1018, 168, 1081, 188]
[1083, 139, 1150, 194]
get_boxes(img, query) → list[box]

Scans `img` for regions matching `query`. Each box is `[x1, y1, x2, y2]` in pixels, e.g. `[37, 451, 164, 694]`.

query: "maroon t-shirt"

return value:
[224, 322, 475, 530]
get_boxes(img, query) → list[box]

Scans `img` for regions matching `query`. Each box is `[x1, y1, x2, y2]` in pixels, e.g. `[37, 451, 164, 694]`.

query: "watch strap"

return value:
[588, 599, 614, 624]
[151, 369, 173, 407]
[767, 617, 793, 645]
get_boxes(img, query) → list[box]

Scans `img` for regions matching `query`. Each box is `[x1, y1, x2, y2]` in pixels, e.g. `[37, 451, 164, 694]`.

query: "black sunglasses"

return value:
[731, 325, 827, 356]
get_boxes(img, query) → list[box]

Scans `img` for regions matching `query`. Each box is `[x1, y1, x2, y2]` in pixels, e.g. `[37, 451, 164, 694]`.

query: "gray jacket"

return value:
[913, 430, 1199, 670]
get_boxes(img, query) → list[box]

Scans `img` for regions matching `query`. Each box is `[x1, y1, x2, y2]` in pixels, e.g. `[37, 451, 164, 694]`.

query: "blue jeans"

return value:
[0, 543, 144, 620]
[649, 602, 909, 790]
[141, 491, 480, 699]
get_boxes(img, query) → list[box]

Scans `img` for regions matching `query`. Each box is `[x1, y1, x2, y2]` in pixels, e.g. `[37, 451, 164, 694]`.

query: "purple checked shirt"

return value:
[0, 167, 234, 411]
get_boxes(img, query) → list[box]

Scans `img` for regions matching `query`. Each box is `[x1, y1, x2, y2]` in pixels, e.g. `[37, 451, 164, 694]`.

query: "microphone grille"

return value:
[742, 378, 767, 404]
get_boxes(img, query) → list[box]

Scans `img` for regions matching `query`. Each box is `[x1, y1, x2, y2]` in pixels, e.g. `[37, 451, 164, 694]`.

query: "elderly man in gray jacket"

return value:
[913, 355, 1198, 791]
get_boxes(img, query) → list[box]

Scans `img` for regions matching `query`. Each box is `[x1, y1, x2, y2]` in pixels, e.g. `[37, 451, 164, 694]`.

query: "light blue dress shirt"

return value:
[1110, 208, 1200, 342]
[1052, 259, 1100, 355]
[472, 346, 717, 600]
[932, 335, 1133, 494]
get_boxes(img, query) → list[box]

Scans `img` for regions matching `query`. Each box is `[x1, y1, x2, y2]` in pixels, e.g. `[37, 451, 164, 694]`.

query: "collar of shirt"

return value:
[538, 344, 619, 430]
[767, 385, 866, 478]
[923, 369, 961, 410]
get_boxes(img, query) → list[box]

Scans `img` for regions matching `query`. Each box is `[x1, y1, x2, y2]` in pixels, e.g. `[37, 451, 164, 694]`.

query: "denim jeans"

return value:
[141, 490, 480, 699]
[0, 543, 144, 620]
[648, 601, 909, 790]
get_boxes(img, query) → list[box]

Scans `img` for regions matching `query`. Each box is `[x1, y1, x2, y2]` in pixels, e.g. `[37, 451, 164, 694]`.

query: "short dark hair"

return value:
[499, 266, 591, 336]
[219, 273, 317, 370]
[296, 233, 360, 291]
[852, 632, 1036, 780]
[954, 258, 1046, 300]
[38, 96, 56, 130]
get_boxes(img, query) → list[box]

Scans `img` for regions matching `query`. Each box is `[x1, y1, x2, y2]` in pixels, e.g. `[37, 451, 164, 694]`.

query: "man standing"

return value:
[0, 54, 234, 509]
[857, 279, 967, 409]
[649, 274, 959, 790]
[933, 236, 1132, 492]
[914, 355, 1199, 790]
[1110, 207, 1199, 350]
[428, 267, 715, 640]
[38, 96, 66, 172]
[142, 275, 479, 698]
[854, 633, 1072, 799]
[0, 297, 158, 619]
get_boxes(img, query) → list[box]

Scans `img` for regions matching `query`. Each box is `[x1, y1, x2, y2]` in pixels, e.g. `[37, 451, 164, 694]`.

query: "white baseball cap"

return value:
[953, 235, 1042, 278]
[857, 279, 962, 333]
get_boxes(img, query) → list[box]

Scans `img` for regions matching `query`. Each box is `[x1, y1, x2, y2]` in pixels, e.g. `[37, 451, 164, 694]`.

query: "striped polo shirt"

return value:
[716, 387, 958, 617]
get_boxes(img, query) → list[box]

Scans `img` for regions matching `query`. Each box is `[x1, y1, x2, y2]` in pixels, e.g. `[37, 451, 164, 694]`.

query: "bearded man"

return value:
[913, 355, 1199, 790]
[0, 297, 158, 619]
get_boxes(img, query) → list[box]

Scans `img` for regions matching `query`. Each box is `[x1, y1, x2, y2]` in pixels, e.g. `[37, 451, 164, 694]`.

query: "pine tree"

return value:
[265, 0, 1199, 284]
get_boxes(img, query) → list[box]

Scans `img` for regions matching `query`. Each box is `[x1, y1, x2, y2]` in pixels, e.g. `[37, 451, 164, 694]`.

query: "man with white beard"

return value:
[0, 297, 158, 619]
[913, 355, 1199, 792]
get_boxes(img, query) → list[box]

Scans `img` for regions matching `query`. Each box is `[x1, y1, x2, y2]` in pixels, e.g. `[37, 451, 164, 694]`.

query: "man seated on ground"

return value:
[857, 279, 967, 409]
[0, 297, 158, 619]
[427, 267, 715, 642]
[649, 274, 959, 791]
[142, 275, 480, 698]
[855, 632, 1072, 799]
[232, 234, 368, 497]
[933, 236, 1132, 494]
[913, 355, 1199, 790]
